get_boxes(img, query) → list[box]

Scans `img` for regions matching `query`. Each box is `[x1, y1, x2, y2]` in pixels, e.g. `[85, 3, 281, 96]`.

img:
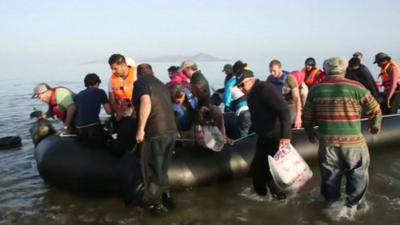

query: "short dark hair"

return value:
[84, 73, 101, 87]
[168, 66, 180, 73]
[108, 54, 126, 66]
[269, 59, 282, 68]
[232, 60, 248, 75]
[305, 57, 316, 67]
[137, 64, 154, 76]
[348, 57, 361, 67]
[170, 85, 185, 101]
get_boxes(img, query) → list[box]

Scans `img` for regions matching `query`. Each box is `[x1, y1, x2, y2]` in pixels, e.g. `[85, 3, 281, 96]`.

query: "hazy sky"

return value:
[1, 0, 400, 78]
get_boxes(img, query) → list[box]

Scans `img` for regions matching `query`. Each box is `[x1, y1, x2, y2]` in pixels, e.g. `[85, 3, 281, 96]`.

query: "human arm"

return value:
[361, 91, 382, 134]
[136, 95, 151, 143]
[386, 65, 400, 108]
[288, 76, 302, 128]
[64, 104, 76, 131]
[302, 92, 318, 143]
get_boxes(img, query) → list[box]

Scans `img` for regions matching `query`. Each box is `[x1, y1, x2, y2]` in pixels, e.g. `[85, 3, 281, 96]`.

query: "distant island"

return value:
[83, 53, 228, 65]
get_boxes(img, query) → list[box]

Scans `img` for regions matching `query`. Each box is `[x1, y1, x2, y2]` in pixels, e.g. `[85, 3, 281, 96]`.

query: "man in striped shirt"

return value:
[302, 57, 382, 211]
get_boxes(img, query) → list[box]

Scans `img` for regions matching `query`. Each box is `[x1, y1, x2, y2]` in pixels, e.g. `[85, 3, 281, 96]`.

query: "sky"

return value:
[1, 0, 400, 79]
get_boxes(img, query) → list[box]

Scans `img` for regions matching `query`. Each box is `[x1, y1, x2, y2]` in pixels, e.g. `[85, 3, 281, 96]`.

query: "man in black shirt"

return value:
[346, 57, 380, 101]
[237, 70, 291, 200]
[181, 59, 211, 99]
[134, 64, 178, 213]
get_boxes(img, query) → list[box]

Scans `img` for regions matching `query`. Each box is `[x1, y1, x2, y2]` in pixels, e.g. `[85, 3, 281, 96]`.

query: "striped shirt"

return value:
[302, 76, 382, 147]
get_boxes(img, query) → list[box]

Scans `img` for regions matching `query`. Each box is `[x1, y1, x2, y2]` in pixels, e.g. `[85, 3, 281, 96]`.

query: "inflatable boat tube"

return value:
[32, 114, 400, 193]
[0, 136, 22, 150]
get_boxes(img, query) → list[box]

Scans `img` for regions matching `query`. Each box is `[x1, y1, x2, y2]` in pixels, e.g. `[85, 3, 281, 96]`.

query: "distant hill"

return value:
[83, 53, 227, 65]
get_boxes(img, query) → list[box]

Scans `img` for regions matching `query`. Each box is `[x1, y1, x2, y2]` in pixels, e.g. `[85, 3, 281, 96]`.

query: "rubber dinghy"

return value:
[31, 115, 400, 194]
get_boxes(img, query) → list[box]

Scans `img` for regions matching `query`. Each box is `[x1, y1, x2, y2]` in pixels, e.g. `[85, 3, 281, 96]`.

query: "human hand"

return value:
[280, 138, 291, 148]
[136, 129, 145, 143]
[224, 137, 234, 146]
[369, 126, 380, 135]
[294, 115, 302, 129]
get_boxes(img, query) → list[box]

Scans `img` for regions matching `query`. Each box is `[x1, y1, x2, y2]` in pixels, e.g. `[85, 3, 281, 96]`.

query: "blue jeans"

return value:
[237, 110, 251, 137]
[318, 144, 370, 207]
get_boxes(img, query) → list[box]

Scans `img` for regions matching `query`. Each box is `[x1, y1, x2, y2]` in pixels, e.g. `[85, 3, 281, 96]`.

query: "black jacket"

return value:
[346, 64, 380, 100]
[190, 70, 210, 100]
[247, 80, 291, 139]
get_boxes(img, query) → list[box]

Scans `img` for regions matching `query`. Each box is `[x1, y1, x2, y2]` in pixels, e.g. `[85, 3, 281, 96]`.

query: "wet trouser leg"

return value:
[141, 133, 176, 205]
[319, 144, 370, 206]
[343, 145, 370, 207]
[237, 110, 251, 137]
[251, 135, 281, 196]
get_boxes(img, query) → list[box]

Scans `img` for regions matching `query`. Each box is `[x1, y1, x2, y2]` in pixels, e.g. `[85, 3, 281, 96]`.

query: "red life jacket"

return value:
[49, 87, 66, 121]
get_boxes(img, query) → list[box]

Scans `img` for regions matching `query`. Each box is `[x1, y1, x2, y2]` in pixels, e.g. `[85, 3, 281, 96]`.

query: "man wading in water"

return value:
[303, 57, 381, 217]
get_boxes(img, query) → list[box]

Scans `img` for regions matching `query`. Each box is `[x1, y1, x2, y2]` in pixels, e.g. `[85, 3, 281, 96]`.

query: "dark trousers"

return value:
[140, 133, 177, 205]
[76, 124, 108, 147]
[251, 135, 283, 196]
[382, 91, 400, 115]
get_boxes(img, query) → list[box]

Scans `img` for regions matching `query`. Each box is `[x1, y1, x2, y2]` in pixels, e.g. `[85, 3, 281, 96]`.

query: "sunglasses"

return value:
[238, 82, 245, 88]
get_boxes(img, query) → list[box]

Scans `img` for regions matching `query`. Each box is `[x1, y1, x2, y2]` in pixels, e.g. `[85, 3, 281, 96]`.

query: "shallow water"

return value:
[0, 64, 399, 224]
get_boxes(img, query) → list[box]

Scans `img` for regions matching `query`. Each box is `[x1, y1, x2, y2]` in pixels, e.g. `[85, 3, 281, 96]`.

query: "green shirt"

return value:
[302, 76, 382, 147]
[55, 88, 75, 111]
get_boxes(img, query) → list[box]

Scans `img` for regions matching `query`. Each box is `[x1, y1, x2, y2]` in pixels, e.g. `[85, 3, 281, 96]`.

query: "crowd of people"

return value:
[31, 51, 399, 216]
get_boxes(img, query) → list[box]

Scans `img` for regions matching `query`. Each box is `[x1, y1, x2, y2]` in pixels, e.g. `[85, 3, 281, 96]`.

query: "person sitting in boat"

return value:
[166, 66, 189, 88]
[180, 59, 211, 99]
[224, 61, 252, 138]
[74, 73, 112, 147]
[32, 83, 76, 134]
[290, 70, 308, 107]
[346, 57, 380, 101]
[108, 54, 137, 121]
[267, 59, 302, 128]
[374, 52, 400, 115]
[302, 57, 326, 88]
[170, 84, 199, 135]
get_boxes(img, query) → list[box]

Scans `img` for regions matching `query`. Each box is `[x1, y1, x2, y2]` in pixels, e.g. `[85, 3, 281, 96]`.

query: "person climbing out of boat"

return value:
[302, 57, 326, 88]
[74, 73, 112, 147]
[108, 54, 137, 121]
[223, 60, 252, 138]
[32, 83, 76, 134]
[134, 63, 178, 214]
[346, 57, 380, 101]
[302, 57, 382, 212]
[267, 59, 302, 128]
[180, 59, 211, 100]
[237, 70, 291, 200]
[374, 52, 400, 115]
[290, 70, 308, 107]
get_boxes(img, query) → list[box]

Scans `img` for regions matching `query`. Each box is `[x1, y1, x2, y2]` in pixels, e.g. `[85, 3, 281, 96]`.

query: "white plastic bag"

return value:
[195, 124, 224, 152]
[268, 144, 313, 191]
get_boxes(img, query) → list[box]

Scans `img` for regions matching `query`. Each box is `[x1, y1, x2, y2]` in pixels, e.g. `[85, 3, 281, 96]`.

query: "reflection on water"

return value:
[0, 74, 399, 225]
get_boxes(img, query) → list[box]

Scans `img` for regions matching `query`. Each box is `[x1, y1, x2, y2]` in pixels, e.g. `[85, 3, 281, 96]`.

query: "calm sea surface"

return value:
[0, 62, 398, 225]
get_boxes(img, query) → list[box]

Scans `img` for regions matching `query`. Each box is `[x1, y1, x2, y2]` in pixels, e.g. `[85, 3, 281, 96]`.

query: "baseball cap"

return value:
[373, 52, 390, 64]
[236, 70, 254, 85]
[222, 64, 232, 72]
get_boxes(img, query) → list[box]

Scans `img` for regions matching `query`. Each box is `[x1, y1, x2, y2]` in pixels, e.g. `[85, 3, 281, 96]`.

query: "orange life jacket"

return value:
[379, 60, 400, 92]
[110, 66, 137, 105]
[302, 67, 322, 87]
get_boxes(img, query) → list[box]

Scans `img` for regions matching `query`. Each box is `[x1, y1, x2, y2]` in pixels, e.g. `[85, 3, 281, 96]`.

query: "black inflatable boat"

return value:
[31, 114, 400, 194]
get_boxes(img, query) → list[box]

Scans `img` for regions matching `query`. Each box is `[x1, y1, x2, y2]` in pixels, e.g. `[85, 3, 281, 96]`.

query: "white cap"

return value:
[125, 57, 136, 67]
